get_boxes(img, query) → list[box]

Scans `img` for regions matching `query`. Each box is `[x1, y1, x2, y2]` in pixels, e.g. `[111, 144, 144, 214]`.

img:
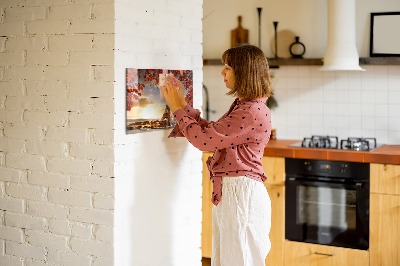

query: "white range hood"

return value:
[320, 0, 365, 71]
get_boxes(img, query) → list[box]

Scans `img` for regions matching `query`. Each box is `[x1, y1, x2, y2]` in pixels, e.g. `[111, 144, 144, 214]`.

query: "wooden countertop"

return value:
[263, 139, 400, 165]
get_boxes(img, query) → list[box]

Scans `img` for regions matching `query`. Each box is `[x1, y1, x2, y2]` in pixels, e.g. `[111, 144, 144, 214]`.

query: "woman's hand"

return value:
[160, 75, 186, 113]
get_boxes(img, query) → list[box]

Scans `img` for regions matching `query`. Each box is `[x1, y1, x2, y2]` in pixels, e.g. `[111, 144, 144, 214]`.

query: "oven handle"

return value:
[286, 177, 364, 189]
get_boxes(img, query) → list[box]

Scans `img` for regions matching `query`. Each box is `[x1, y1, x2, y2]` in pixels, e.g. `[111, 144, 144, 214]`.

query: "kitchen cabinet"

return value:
[201, 153, 286, 266]
[284, 241, 369, 266]
[370, 163, 400, 266]
[201, 152, 213, 258]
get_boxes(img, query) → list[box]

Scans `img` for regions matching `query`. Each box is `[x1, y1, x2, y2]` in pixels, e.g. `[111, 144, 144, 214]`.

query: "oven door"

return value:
[285, 177, 369, 250]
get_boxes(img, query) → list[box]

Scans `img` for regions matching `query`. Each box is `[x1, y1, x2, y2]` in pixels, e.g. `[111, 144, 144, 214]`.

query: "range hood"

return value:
[320, 0, 365, 71]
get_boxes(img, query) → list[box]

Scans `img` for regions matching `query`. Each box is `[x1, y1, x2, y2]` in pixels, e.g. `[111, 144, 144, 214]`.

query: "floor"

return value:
[202, 257, 211, 266]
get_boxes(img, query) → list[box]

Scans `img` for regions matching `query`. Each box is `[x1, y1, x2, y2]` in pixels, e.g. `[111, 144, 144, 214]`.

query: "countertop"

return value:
[263, 139, 400, 165]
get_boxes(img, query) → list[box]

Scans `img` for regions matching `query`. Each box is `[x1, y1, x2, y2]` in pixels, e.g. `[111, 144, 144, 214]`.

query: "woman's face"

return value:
[221, 64, 235, 89]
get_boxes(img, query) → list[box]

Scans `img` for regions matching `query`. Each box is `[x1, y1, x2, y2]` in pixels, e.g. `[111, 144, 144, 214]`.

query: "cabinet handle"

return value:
[314, 252, 335, 257]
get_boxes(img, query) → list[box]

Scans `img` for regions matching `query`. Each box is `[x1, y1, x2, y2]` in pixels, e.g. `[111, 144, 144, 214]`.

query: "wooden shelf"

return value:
[203, 57, 400, 67]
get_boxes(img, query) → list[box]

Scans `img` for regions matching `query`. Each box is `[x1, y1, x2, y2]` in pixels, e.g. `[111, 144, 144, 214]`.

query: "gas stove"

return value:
[289, 135, 381, 151]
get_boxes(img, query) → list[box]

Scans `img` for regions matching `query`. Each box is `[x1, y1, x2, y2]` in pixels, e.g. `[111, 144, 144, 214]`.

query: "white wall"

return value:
[0, 0, 115, 265]
[113, 0, 203, 265]
[203, 0, 400, 58]
[203, 0, 400, 145]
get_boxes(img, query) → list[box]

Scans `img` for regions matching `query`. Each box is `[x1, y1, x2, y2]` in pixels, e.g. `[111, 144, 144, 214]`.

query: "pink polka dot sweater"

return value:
[169, 97, 272, 206]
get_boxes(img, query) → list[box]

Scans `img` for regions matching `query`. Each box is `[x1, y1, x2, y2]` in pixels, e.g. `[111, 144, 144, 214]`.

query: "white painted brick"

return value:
[6, 241, 46, 261]
[0, 181, 5, 197]
[0, 138, 25, 154]
[0, 81, 23, 96]
[0, 226, 23, 243]
[69, 19, 114, 34]
[48, 188, 91, 208]
[92, 160, 113, 177]
[69, 50, 113, 66]
[5, 36, 46, 52]
[6, 183, 46, 201]
[0, 22, 24, 36]
[5, 212, 48, 231]
[93, 252, 113, 266]
[48, 219, 71, 236]
[22, 0, 69, 6]
[0, 52, 23, 66]
[26, 51, 68, 66]
[0, 110, 23, 124]
[25, 81, 67, 98]
[70, 237, 113, 257]
[93, 65, 114, 82]
[70, 144, 113, 161]
[93, 194, 113, 210]
[71, 222, 92, 239]
[70, 175, 113, 194]
[94, 225, 112, 243]
[69, 207, 113, 226]
[4, 6, 46, 22]
[69, 113, 114, 129]
[44, 96, 81, 112]
[87, 98, 114, 114]
[24, 111, 68, 127]
[44, 66, 91, 82]
[0, 37, 5, 52]
[26, 141, 67, 157]
[48, 4, 91, 20]
[46, 127, 88, 144]
[0, 211, 4, 226]
[49, 35, 93, 52]
[92, 34, 114, 51]
[0, 152, 4, 166]
[4, 125, 43, 141]
[26, 229, 68, 251]
[92, 3, 114, 20]
[0, 255, 23, 266]
[6, 153, 46, 171]
[28, 171, 69, 189]
[69, 81, 114, 98]
[90, 128, 114, 146]
[47, 249, 91, 266]
[5, 96, 46, 111]
[27, 21, 69, 35]
[47, 158, 92, 176]
[3, 66, 44, 81]
[24, 259, 48, 266]
[27, 200, 69, 219]
[0, 197, 24, 212]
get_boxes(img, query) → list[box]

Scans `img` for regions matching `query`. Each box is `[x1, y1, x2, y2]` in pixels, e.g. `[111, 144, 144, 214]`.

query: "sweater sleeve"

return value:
[168, 104, 210, 138]
[172, 105, 257, 152]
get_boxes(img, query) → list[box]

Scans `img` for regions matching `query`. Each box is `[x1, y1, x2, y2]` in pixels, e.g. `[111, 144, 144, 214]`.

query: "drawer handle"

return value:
[314, 252, 335, 257]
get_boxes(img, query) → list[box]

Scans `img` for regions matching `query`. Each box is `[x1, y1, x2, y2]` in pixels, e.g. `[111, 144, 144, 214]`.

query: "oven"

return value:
[285, 158, 370, 250]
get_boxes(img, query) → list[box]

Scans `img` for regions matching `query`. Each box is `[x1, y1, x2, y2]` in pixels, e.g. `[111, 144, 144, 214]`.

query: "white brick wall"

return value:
[0, 0, 115, 265]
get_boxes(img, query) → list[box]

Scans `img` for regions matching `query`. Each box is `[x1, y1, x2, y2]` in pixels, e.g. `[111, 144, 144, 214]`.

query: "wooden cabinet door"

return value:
[201, 152, 213, 258]
[264, 184, 284, 266]
[370, 163, 400, 195]
[370, 193, 400, 266]
[262, 156, 285, 186]
[284, 241, 369, 266]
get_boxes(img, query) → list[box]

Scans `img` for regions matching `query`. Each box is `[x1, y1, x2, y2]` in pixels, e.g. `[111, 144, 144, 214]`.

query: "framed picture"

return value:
[126, 68, 193, 134]
[370, 12, 400, 57]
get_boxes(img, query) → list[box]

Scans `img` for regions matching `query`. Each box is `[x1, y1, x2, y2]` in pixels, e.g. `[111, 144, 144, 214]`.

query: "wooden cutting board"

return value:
[231, 16, 249, 48]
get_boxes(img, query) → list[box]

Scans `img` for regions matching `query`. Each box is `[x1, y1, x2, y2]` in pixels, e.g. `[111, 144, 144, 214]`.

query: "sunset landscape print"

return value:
[126, 68, 193, 133]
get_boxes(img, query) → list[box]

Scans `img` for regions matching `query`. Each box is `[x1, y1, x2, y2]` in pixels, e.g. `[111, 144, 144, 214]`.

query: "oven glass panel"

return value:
[297, 186, 357, 230]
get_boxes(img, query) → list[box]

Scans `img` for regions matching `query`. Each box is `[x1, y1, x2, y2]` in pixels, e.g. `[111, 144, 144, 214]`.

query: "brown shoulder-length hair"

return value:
[221, 44, 273, 99]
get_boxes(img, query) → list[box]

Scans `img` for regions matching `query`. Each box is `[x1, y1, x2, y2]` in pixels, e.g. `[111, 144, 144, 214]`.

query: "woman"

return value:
[161, 44, 273, 266]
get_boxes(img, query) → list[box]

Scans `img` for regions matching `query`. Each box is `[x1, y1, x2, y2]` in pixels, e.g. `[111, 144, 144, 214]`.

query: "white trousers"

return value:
[212, 176, 271, 266]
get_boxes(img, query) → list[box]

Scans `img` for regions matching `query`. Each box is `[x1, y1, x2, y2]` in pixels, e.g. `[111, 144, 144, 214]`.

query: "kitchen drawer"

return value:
[262, 156, 285, 185]
[284, 240, 369, 266]
[370, 163, 400, 196]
